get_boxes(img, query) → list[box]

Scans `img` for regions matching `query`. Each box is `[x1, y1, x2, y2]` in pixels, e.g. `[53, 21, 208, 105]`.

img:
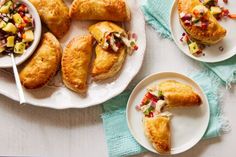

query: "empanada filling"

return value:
[102, 32, 138, 54]
[136, 89, 171, 118]
[179, 5, 209, 30]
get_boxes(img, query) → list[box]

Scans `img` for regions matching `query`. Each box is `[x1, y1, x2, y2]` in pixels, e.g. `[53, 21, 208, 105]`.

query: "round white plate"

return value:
[0, 0, 42, 68]
[126, 72, 210, 155]
[170, 0, 236, 63]
[0, 0, 146, 109]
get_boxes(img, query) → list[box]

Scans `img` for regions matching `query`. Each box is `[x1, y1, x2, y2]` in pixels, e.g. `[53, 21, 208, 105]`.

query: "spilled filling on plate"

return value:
[136, 87, 171, 117]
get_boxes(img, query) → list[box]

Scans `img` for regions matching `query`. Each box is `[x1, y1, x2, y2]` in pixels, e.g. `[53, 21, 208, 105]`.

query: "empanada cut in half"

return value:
[20, 32, 62, 89]
[178, 0, 226, 44]
[91, 45, 126, 80]
[149, 80, 202, 109]
[29, 0, 71, 38]
[143, 116, 171, 154]
[69, 0, 131, 22]
[61, 35, 93, 94]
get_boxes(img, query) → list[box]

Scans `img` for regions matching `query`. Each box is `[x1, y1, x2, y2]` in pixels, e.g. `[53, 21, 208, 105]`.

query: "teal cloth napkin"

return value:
[101, 0, 233, 156]
[102, 71, 228, 157]
[141, 0, 236, 84]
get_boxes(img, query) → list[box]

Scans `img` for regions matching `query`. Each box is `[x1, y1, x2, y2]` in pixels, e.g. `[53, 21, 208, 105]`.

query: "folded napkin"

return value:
[141, 0, 236, 85]
[102, 71, 230, 157]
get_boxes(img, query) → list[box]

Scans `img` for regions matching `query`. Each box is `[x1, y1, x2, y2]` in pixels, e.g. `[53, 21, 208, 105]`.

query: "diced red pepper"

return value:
[23, 16, 30, 23]
[145, 92, 158, 102]
[115, 42, 122, 48]
[18, 4, 26, 12]
[193, 10, 199, 16]
[141, 96, 149, 106]
[19, 12, 24, 17]
[145, 92, 153, 99]
[228, 14, 236, 19]
[133, 45, 138, 51]
[17, 23, 25, 30]
[201, 22, 208, 30]
[147, 112, 154, 118]
[222, 9, 229, 17]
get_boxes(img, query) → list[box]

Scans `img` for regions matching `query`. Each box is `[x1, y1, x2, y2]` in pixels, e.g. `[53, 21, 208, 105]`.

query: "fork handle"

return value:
[10, 53, 26, 104]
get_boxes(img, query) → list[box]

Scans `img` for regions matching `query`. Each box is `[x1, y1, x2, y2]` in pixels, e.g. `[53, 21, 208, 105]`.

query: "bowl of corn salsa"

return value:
[0, 0, 41, 68]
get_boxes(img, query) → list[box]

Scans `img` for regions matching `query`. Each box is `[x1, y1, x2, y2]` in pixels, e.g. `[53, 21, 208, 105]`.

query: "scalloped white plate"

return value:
[126, 72, 210, 155]
[170, 0, 236, 63]
[0, 0, 146, 109]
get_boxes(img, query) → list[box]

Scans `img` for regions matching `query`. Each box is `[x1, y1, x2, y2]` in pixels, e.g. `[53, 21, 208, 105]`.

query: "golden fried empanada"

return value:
[69, 0, 130, 21]
[144, 116, 171, 154]
[61, 35, 93, 93]
[20, 32, 62, 89]
[92, 45, 126, 80]
[157, 80, 201, 108]
[29, 0, 71, 38]
[178, 0, 226, 44]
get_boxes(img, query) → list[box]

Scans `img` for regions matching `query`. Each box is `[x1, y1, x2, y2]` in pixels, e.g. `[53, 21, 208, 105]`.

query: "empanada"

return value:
[61, 35, 93, 93]
[144, 116, 171, 154]
[29, 0, 71, 38]
[92, 45, 126, 80]
[69, 0, 131, 21]
[20, 32, 62, 89]
[178, 0, 226, 44]
[155, 80, 202, 108]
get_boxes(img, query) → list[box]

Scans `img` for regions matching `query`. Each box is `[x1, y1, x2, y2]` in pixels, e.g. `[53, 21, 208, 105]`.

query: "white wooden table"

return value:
[0, 25, 235, 157]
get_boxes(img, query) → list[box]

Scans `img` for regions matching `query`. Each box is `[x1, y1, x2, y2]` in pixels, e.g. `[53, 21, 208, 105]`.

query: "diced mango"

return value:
[0, 20, 7, 29]
[2, 23, 17, 34]
[13, 13, 24, 24]
[14, 42, 26, 54]
[210, 7, 222, 15]
[22, 30, 34, 42]
[7, 36, 15, 47]
[188, 42, 200, 54]
[0, 1, 13, 13]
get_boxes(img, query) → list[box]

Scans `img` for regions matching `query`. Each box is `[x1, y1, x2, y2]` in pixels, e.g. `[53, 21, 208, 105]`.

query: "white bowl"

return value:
[0, 0, 42, 68]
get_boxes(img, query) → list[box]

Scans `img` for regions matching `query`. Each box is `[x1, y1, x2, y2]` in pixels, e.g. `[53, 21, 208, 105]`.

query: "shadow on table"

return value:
[0, 94, 102, 128]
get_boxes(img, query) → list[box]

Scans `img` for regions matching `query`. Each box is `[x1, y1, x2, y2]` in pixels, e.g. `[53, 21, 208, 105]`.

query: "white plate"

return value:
[170, 0, 236, 63]
[0, 0, 146, 109]
[126, 72, 210, 155]
[0, 0, 42, 68]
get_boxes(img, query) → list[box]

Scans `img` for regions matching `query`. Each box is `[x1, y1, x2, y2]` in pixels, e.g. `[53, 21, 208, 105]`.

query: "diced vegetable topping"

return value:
[0, 1, 13, 14]
[102, 32, 138, 55]
[12, 13, 23, 24]
[0, 0, 34, 55]
[180, 33, 203, 56]
[192, 5, 208, 18]
[6, 36, 14, 47]
[188, 42, 201, 54]
[136, 87, 169, 118]
[22, 30, 34, 42]
[228, 14, 236, 19]
[3, 22, 17, 33]
[14, 42, 25, 54]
